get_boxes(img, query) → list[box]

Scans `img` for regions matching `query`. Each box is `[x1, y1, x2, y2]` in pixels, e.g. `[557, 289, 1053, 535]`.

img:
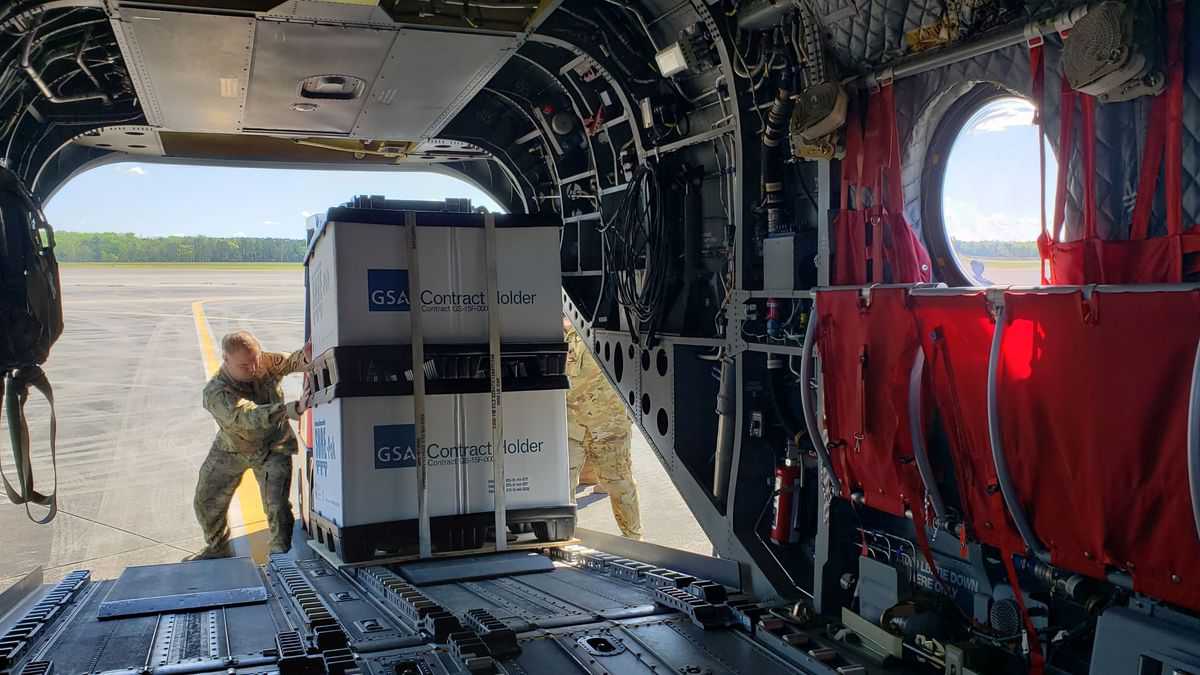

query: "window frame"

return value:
[920, 83, 1045, 287]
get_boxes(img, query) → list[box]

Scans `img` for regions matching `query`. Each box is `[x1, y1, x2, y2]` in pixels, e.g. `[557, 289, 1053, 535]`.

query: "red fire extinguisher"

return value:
[770, 440, 803, 545]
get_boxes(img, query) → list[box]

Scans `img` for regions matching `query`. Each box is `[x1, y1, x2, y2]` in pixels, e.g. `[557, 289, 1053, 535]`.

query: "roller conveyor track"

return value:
[0, 544, 929, 675]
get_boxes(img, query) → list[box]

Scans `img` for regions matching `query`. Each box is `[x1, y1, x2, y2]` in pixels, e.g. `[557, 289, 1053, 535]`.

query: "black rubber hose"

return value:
[767, 358, 800, 438]
[761, 87, 793, 234]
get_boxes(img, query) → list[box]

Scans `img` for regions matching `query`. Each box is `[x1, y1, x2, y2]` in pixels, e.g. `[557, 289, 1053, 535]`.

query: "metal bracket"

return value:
[984, 287, 1008, 321]
[869, 67, 894, 93]
[726, 290, 752, 320]
[723, 290, 752, 356]
[1023, 22, 1045, 48]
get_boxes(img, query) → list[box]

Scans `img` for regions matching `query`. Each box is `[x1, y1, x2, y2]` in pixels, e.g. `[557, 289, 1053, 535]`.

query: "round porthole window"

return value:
[925, 88, 1057, 286]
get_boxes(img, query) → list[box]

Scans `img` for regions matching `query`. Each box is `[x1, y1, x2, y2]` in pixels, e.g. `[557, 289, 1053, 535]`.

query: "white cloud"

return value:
[943, 196, 1041, 242]
[300, 210, 314, 218]
[232, 231, 247, 237]
[124, 166, 147, 176]
[968, 98, 1035, 134]
[263, 220, 280, 225]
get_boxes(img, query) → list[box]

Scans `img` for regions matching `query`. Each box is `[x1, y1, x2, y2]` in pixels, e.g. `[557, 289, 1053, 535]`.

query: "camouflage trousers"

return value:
[569, 428, 642, 539]
[193, 447, 295, 555]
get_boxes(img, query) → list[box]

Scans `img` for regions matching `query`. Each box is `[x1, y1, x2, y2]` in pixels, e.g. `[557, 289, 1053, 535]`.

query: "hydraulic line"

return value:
[761, 87, 793, 234]
[713, 358, 736, 504]
[19, 14, 110, 105]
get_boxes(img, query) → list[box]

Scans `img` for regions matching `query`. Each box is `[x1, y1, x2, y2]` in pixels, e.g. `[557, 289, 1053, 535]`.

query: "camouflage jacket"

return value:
[203, 349, 309, 457]
[565, 327, 629, 442]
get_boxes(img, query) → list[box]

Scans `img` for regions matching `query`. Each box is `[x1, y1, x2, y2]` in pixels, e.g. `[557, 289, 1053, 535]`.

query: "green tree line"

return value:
[951, 239, 1039, 258]
[53, 231, 307, 263]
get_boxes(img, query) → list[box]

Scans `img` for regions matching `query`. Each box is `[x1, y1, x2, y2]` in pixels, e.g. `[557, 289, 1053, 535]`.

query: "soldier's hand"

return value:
[303, 341, 313, 364]
[285, 396, 310, 420]
[298, 388, 313, 412]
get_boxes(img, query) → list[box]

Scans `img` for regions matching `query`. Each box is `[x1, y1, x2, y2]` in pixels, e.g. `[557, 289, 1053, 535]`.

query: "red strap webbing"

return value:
[1163, 0, 1185, 236]
[1080, 94, 1098, 239]
[1052, 80, 1076, 243]
[1131, 97, 1169, 239]
[1029, 42, 1049, 283]
[1062, 0, 1185, 245]
[857, 344, 868, 440]
[910, 507, 945, 590]
[876, 83, 905, 215]
[1002, 552, 1046, 675]
[1049, 80, 1098, 241]
[841, 110, 864, 211]
[1130, 1, 1185, 240]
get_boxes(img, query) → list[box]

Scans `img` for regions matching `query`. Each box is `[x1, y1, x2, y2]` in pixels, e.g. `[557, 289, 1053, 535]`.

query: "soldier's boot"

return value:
[270, 535, 293, 555]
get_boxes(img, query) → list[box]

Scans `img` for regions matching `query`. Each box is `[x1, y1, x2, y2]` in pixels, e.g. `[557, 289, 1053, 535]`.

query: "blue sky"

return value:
[46, 165, 502, 239]
[46, 98, 1049, 243]
[942, 97, 1057, 241]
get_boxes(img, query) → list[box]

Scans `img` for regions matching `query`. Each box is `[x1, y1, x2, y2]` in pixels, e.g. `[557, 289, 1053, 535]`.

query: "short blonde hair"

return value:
[221, 330, 261, 357]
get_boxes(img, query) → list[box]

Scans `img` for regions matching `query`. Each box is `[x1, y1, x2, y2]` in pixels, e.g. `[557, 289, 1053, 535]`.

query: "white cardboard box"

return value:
[312, 389, 571, 529]
[307, 211, 562, 354]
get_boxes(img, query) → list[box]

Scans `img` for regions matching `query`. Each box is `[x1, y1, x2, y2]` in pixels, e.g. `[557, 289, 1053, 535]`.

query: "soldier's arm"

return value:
[204, 388, 306, 431]
[262, 349, 310, 379]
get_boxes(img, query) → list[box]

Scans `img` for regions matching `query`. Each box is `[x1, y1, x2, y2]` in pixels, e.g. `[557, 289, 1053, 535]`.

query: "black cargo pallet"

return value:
[311, 507, 576, 564]
[311, 342, 568, 402]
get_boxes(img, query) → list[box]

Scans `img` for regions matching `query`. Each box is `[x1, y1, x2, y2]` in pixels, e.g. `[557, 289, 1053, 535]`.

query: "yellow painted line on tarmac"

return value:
[193, 302, 222, 375]
[191, 301, 269, 551]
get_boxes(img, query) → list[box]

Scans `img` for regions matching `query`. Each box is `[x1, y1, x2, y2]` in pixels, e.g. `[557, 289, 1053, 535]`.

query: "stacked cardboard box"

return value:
[304, 203, 572, 562]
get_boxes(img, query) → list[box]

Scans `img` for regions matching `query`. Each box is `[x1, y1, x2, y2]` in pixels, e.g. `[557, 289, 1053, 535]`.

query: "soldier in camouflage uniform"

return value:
[565, 321, 642, 539]
[189, 331, 312, 560]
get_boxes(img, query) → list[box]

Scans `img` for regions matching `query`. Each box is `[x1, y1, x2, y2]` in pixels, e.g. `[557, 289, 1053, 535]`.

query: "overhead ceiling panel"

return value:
[352, 28, 518, 139]
[117, 10, 255, 133]
[242, 21, 396, 135]
[73, 126, 166, 156]
[264, 0, 394, 26]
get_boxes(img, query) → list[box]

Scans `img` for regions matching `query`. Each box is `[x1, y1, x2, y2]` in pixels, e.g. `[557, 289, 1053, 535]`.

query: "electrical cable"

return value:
[598, 162, 672, 346]
[556, 7, 658, 87]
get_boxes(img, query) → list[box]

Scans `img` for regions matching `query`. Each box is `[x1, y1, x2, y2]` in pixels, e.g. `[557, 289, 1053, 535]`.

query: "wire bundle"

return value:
[598, 163, 672, 345]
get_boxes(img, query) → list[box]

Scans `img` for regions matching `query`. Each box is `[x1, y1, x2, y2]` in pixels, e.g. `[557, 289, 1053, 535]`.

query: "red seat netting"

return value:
[998, 289, 1200, 611]
[910, 293, 1025, 553]
[816, 287, 926, 518]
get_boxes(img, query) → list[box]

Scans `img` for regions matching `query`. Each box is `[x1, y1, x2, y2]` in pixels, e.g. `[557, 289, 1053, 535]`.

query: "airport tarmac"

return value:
[0, 266, 709, 593]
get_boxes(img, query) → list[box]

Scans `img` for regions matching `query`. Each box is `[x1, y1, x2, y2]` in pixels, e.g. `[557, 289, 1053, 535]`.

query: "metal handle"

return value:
[987, 304, 1048, 559]
[1189, 338, 1200, 545]
[800, 308, 842, 495]
[908, 348, 946, 522]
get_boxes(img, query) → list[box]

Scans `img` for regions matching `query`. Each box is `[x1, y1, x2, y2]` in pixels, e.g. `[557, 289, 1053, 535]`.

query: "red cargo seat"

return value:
[815, 287, 927, 518]
[910, 292, 1025, 553]
[995, 288, 1200, 611]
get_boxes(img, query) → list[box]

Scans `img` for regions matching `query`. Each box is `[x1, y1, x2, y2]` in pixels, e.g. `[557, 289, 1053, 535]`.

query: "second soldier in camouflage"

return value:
[565, 322, 642, 539]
